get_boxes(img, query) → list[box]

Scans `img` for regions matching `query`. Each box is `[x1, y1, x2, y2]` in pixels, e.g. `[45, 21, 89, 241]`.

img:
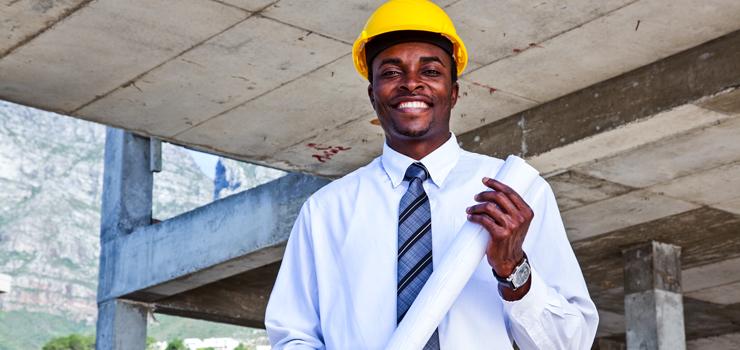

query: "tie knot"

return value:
[404, 162, 429, 182]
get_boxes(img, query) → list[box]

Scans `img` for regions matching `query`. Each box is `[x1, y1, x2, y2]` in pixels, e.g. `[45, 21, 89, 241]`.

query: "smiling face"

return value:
[368, 41, 459, 159]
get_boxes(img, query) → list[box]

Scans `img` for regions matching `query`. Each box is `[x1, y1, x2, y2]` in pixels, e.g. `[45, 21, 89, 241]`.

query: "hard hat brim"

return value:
[353, 29, 468, 81]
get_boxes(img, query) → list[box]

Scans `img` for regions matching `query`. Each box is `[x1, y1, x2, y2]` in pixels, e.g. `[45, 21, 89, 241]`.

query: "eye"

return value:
[424, 69, 441, 77]
[381, 70, 400, 78]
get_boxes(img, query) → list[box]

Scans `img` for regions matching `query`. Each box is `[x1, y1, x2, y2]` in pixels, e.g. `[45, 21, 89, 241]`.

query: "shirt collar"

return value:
[381, 133, 461, 188]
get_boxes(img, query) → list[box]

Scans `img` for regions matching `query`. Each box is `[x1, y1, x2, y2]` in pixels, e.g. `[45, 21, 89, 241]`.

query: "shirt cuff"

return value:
[502, 267, 547, 320]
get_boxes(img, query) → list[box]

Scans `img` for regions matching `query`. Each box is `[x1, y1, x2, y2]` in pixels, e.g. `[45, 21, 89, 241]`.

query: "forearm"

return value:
[504, 269, 598, 350]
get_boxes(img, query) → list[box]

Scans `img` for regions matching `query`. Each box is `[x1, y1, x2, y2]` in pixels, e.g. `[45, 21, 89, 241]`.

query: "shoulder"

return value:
[304, 157, 383, 209]
[457, 149, 553, 195]
[455, 149, 506, 176]
[459, 149, 505, 166]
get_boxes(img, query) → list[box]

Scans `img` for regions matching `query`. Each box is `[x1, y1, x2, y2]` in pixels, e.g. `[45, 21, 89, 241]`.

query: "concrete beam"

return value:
[96, 299, 148, 350]
[97, 128, 153, 350]
[0, 273, 11, 294]
[594, 338, 625, 350]
[623, 241, 685, 350]
[152, 262, 280, 329]
[573, 207, 740, 293]
[99, 172, 329, 302]
[458, 30, 740, 162]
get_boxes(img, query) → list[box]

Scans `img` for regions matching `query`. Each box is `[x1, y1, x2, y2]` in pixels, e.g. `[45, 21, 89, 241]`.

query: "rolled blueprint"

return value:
[385, 155, 540, 349]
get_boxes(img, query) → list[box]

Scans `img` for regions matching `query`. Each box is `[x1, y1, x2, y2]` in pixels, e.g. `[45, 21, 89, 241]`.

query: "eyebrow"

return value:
[378, 58, 402, 67]
[377, 56, 446, 68]
[420, 56, 445, 66]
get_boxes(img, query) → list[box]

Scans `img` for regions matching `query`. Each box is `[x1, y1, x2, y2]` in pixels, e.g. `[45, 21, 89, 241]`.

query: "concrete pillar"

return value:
[96, 299, 148, 350]
[96, 128, 153, 350]
[623, 241, 685, 350]
[99, 128, 153, 243]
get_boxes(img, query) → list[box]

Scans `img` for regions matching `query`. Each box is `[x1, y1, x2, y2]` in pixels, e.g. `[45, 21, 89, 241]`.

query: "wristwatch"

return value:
[492, 254, 531, 290]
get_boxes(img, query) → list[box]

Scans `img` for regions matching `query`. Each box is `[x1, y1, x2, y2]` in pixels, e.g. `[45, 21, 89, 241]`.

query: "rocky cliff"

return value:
[0, 101, 281, 348]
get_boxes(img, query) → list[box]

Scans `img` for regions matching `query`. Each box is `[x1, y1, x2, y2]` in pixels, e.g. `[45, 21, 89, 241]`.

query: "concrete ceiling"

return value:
[561, 104, 740, 343]
[2, 0, 740, 177]
[3, 0, 740, 347]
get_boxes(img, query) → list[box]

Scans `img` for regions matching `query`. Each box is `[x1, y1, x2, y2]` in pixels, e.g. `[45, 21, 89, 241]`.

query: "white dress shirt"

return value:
[265, 133, 598, 349]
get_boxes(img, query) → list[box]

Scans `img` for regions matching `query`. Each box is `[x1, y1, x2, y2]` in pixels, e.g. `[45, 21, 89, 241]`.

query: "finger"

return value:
[485, 178, 532, 214]
[467, 202, 511, 228]
[475, 190, 518, 217]
[467, 213, 506, 239]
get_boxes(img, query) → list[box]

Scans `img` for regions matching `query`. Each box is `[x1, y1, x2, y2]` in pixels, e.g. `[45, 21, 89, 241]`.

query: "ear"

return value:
[450, 81, 460, 109]
[367, 83, 376, 110]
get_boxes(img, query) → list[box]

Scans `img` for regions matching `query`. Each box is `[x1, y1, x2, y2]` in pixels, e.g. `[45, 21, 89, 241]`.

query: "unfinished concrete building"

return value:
[2, 0, 740, 349]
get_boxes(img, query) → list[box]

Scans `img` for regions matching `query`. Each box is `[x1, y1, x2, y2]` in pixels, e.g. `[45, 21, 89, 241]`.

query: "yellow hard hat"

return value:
[352, 0, 468, 80]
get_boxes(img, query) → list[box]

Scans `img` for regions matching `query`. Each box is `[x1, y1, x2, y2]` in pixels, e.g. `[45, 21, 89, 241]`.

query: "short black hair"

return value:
[366, 30, 458, 83]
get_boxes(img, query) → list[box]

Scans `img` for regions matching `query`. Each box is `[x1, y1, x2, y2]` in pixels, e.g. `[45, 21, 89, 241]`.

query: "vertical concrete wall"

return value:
[96, 128, 152, 350]
[623, 241, 686, 350]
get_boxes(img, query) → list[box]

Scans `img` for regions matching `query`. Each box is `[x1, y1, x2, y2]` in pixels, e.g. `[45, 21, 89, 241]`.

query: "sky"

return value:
[188, 149, 218, 179]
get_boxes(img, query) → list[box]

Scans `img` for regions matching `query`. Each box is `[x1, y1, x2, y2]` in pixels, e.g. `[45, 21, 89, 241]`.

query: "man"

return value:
[265, 1, 598, 349]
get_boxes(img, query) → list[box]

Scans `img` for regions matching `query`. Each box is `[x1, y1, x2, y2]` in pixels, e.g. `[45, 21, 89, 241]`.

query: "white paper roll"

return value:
[385, 155, 540, 349]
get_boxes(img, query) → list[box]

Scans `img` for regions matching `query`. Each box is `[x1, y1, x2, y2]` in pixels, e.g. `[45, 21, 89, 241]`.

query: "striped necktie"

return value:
[397, 162, 440, 349]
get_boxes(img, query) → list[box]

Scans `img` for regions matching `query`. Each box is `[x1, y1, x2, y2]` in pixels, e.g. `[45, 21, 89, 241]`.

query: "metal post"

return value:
[623, 241, 685, 350]
[96, 128, 153, 350]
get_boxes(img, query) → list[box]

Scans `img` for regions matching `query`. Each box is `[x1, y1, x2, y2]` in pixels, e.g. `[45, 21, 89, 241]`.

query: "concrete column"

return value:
[623, 241, 685, 350]
[96, 128, 153, 350]
[96, 299, 148, 350]
[99, 128, 153, 243]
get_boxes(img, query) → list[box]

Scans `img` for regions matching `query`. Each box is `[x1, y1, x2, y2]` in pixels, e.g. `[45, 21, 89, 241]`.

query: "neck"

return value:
[387, 132, 451, 160]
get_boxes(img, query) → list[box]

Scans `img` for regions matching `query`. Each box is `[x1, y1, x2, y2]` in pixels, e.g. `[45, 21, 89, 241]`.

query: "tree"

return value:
[234, 344, 248, 350]
[165, 338, 186, 350]
[146, 336, 158, 350]
[42, 333, 95, 350]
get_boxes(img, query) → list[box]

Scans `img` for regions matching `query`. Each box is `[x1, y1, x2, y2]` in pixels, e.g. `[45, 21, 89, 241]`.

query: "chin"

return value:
[397, 128, 430, 138]
[390, 118, 433, 139]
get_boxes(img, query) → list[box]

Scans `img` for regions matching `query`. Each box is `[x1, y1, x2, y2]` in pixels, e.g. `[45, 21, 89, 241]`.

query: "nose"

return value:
[400, 71, 424, 93]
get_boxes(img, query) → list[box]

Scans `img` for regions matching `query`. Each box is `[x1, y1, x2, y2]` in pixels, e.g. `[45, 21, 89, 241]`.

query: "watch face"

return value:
[511, 260, 531, 288]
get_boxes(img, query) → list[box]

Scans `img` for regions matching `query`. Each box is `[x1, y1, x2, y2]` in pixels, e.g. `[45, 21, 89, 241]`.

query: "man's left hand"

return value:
[466, 177, 534, 297]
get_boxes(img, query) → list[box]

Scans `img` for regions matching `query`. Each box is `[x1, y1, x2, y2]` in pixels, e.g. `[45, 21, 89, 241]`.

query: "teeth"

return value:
[398, 101, 429, 109]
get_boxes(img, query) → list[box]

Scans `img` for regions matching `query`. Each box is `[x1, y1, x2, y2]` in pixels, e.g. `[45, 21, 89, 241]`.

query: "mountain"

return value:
[0, 101, 104, 324]
[214, 158, 285, 200]
[0, 101, 278, 349]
